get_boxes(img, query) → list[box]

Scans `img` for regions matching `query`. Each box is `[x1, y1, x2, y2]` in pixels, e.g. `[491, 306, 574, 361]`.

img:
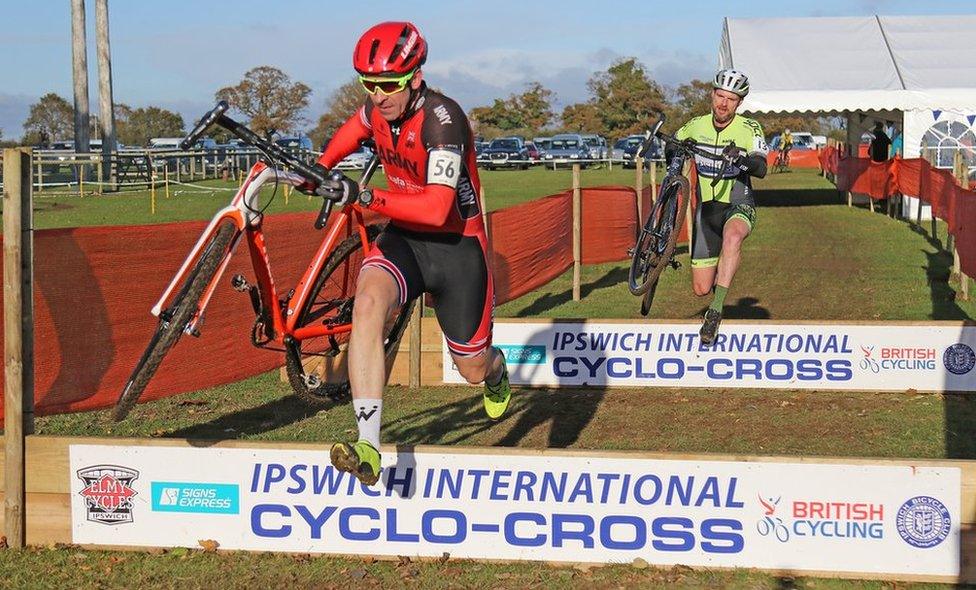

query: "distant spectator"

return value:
[890, 128, 903, 158]
[869, 121, 892, 162]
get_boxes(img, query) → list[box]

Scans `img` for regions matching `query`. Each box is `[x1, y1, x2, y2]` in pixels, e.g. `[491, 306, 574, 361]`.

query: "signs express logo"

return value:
[77, 465, 139, 525]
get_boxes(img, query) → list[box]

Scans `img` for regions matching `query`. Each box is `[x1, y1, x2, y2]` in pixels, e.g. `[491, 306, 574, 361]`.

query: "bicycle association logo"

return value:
[896, 496, 951, 549]
[77, 465, 139, 525]
[859, 346, 880, 374]
[756, 494, 790, 543]
[942, 343, 975, 376]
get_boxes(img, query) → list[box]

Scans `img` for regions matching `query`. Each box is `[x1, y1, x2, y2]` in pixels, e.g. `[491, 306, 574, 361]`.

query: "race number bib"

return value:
[427, 149, 463, 188]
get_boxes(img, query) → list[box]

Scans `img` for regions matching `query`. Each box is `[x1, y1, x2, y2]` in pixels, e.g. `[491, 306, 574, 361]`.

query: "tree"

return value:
[560, 102, 602, 133]
[22, 93, 74, 144]
[116, 106, 184, 146]
[587, 58, 667, 136]
[469, 83, 555, 134]
[514, 83, 554, 130]
[309, 77, 362, 150]
[557, 58, 666, 138]
[665, 79, 712, 128]
[216, 66, 311, 136]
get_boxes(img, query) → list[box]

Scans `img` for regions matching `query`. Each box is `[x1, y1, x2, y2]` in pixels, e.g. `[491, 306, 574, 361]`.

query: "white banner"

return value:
[443, 322, 976, 392]
[70, 444, 960, 577]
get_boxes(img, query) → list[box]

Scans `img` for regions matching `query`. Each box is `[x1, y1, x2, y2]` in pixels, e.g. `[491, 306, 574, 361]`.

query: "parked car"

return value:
[274, 135, 314, 152]
[582, 134, 608, 160]
[480, 136, 531, 170]
[336, 145, 374, 170]
[617, 134, 659, 168]
[525, 141, 542, 162]
[543, 134, 589, 167]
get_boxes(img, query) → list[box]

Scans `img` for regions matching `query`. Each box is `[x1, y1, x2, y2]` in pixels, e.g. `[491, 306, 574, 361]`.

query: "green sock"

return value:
[709, 285, 728, 312]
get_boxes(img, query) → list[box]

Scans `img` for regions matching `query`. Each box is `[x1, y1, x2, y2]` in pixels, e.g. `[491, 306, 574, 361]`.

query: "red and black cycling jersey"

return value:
[318, 83, 484, 237]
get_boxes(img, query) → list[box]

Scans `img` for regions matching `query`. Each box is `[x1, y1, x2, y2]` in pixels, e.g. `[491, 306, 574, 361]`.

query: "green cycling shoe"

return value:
[330, 440, 381, 486]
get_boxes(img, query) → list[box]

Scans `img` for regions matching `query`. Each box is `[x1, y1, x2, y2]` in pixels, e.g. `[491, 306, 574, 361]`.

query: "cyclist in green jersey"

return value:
[671, 69, 768, 344]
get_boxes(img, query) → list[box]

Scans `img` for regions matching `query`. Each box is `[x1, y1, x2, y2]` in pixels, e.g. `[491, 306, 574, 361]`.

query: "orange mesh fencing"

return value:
[767, 149, 823, 169]
[832, 154, 976, 285]
[3, 185, 672, 420]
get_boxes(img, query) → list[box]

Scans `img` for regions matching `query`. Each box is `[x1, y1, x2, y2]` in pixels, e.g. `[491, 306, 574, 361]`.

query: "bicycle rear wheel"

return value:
[112, 221, 237, 421]
[285, 224, 415, 406]
[627, 176, 689, 297]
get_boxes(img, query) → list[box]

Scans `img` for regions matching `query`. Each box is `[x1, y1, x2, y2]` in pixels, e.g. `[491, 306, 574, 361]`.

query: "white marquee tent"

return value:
[719, 14, 976, 158]
[718, 14, 976, 216]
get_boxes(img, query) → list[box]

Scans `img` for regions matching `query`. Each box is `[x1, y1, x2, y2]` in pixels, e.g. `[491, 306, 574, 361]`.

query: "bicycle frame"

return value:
[151, 159, 371, 346]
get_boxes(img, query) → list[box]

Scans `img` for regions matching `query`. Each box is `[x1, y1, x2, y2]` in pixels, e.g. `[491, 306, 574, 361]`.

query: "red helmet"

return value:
[353, 21, 428, 76]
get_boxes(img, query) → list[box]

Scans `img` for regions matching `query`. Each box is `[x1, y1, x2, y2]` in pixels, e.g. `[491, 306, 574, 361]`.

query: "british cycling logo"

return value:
[943, 343, 975, 375]
[756, 494, 790, 542]
[896, 496, 951, 548]
[77, 465, 139, 525]
[859, 346, 880, 374]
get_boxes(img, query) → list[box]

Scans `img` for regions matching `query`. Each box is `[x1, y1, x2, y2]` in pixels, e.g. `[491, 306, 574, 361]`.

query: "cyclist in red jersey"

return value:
[307, 22, 512, 486]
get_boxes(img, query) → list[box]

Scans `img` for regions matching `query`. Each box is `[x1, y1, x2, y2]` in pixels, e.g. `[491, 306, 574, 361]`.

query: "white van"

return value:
[149, 137, 183, 151]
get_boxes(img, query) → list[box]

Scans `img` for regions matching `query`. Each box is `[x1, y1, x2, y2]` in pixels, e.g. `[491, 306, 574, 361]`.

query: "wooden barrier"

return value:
[0, 435, 973, 584]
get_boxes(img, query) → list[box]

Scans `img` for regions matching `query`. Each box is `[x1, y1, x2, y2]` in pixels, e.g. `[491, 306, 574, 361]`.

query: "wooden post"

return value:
[78, 162, 85, 197]
[635, 156, 644, 227]
[4, 148, 35, 549]
[479, 186, 489, 241]
[409, 300, 422, 389]
[869, 196, 875, 213]
[572, 163, 582, 302]
[847, 191, 852, 207]
[36, 158, 43, 192]
[150, 172, 156, 214]
[164, 167, 170, 199]
[95, 0, 117, 188]
[650, 159, 657, 204]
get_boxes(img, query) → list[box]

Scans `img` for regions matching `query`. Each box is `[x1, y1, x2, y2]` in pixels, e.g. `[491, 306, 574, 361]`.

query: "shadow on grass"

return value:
[514, 266, 629, 317]
[692, 296, 771, 321]
[383, 387, 604, 449]
[162, 395, 329, 445]
[754, 188, 843, 208]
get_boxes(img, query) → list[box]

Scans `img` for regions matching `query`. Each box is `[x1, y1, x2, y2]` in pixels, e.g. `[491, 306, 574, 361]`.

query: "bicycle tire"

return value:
[627, 176, 689, 296]
[285, 224, 415, 406]
[112, 221, 237, 421]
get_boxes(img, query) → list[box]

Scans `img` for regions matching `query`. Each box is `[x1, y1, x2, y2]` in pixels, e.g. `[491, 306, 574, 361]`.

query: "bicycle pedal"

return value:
[627, 247, 635, 256]
[670, 259, 682, 270]
[231, 273, 250, 292]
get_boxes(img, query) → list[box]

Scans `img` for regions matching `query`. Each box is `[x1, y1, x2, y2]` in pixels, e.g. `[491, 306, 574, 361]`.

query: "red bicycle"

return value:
[112, 102, 414, 421]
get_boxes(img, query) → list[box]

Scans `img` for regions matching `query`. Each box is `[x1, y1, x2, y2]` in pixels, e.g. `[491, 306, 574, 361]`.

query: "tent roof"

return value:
[719, 15, 976, 114]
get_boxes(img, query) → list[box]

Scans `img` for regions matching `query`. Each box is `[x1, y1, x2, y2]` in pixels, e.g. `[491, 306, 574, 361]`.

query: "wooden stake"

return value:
[572, 163, 582, 302]
[4, 148, 35, 549]
[479, 186, 489, 241]
[635, 157, 644, 228]
[151, 173, 156, 214]
[409, 300, 422, 389]
[164, 166, 170, 199]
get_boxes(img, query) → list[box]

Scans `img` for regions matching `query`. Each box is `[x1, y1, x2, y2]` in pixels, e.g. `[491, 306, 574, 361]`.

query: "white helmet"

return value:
[713, 68, 750, 98]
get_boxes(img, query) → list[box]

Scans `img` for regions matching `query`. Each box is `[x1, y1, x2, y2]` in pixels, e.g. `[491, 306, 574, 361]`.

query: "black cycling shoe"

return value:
[700, 308, 722, 345]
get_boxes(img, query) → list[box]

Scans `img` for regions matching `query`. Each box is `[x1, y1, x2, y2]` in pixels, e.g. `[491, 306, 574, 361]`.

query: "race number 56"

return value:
[428, 149, 462, 187]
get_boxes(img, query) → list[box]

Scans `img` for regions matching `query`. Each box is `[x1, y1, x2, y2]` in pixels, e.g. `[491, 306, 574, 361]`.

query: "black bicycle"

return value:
[627, 114, 739, 315]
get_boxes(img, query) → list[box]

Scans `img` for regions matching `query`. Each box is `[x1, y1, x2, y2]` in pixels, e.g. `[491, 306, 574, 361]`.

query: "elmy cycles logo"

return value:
[77, 465, 139, 525]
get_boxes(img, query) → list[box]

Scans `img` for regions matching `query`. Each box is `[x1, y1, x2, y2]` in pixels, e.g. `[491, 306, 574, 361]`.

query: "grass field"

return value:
[4, 166, 974, 589]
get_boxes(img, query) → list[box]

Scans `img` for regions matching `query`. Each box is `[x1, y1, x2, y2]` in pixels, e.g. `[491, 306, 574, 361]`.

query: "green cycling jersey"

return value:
[674, 114, 768, 203]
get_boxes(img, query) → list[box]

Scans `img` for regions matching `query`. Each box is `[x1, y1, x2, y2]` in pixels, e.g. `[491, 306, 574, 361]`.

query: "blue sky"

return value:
[0, 0, 972, 138]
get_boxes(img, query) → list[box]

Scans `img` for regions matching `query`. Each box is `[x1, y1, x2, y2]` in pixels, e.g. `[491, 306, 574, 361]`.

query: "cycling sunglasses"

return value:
[359, 70, 416, 96]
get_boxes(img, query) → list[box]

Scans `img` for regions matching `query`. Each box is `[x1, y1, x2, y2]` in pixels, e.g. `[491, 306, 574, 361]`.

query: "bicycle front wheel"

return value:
[285, 224, 415, 406]
[112, 221, 237, 421]
[627, 176, 689, 296]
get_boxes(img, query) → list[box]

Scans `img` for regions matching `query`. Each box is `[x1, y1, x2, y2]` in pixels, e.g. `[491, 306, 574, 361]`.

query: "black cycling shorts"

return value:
[691, 198, 756, 268]
[362, 224, 494, 357]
